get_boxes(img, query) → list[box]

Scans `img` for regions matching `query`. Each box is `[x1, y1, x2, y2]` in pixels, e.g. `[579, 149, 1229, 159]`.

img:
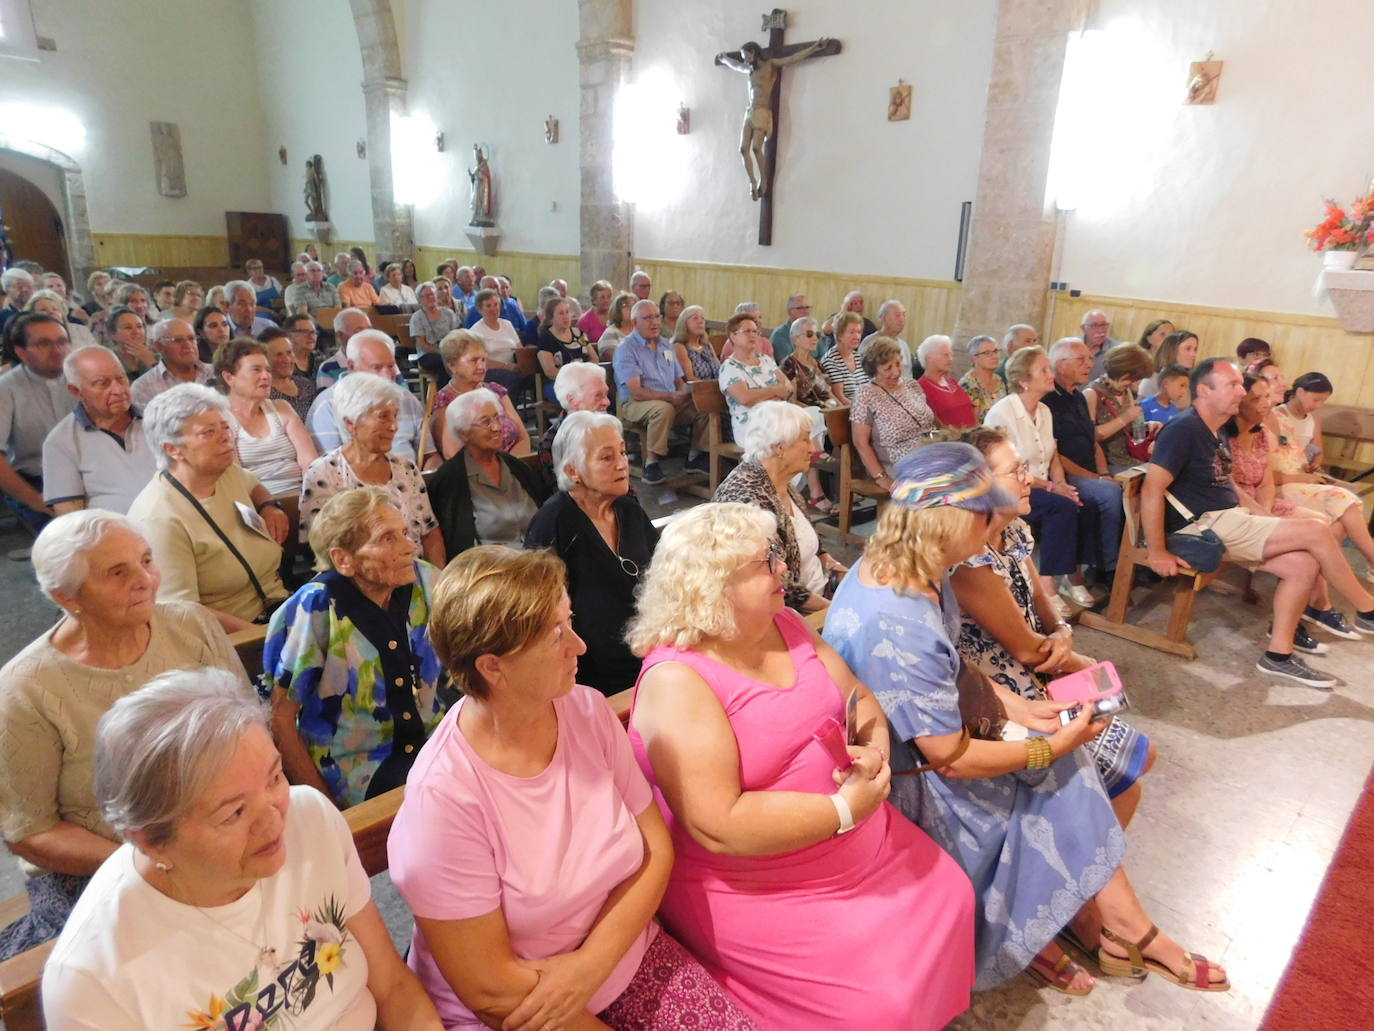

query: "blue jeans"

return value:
[1026, 487, 1080, 576]
[1066, 473, 1123, 572]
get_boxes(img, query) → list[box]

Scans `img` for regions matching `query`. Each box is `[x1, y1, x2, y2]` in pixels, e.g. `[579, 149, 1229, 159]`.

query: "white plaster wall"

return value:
[0, 0, 272, 235]
[629, 0, 997, 279]
[249, 0, 375, 243]
[1056, 0, 1374, 317]
[401, 0, 582, 255]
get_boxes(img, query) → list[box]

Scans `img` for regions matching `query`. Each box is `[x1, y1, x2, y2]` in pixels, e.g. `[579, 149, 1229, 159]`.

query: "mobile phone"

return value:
[1058, 691, 1131, 725]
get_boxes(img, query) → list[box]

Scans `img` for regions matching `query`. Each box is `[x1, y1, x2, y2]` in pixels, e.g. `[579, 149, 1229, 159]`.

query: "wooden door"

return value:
[225, 211, 289, 274]
[0, 169, 68, 278]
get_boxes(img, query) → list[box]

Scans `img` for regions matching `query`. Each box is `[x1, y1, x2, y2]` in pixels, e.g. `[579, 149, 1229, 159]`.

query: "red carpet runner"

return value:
[1260, 763, 1374, 1029]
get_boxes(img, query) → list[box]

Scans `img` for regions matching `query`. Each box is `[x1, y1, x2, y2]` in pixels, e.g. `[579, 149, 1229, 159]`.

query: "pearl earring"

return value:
[155, 861, 171, 873]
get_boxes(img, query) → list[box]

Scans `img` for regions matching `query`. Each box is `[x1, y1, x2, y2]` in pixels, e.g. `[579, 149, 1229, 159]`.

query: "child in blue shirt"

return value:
[1140, 364, 1191, 425]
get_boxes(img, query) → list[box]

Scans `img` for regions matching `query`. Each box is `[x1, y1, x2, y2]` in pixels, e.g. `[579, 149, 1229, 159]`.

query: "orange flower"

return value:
[183, 994, 227, 1030]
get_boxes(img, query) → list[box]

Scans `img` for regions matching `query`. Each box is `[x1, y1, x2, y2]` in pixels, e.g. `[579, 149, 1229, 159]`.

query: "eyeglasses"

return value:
[746, 545, 784, 578]
[470, 415, 502, 429]
[164, 335, 197, 345]
[973, 349, 999, 359]
[995, 461, 1031, 481]
[802, 330, 818, 338]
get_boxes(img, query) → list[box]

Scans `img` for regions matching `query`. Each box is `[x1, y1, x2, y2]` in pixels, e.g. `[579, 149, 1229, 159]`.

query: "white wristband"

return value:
[830, 792, 855, 835]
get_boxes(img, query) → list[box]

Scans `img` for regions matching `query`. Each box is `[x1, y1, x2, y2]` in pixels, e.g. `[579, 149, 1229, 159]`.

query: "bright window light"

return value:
[1046, 31, 1108, 213]
[0, 102, 86, 152]
[613, 70, 686, 208]
[391, 112, 439, 207]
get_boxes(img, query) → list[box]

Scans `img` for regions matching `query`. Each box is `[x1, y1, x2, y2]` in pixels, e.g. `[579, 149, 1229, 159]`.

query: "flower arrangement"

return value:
[1305, 184, 1374, 251]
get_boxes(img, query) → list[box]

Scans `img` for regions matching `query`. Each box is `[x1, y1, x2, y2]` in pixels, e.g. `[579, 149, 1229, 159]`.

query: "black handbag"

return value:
[1163, 491, 1227, 573]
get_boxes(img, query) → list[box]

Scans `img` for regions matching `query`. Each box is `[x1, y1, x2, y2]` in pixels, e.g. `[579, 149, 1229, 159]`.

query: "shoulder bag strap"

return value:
[1163, 489, 1196, 524]
[161, 471, 270, 610]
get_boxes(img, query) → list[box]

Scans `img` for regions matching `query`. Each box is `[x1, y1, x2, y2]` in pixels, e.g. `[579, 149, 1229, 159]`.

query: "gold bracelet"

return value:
[1025, 737, 1054, 770]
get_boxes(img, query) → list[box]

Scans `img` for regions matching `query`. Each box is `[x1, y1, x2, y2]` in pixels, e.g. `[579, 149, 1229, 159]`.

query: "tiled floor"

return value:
[2, 498, 1371, 1030]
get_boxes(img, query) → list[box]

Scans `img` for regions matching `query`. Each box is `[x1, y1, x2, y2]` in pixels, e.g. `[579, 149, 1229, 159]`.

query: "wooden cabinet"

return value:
[225, 211, 289, 273]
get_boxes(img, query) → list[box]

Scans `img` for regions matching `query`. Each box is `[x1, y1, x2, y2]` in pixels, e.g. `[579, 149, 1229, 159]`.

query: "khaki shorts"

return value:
[1175, 506, 1279, 566]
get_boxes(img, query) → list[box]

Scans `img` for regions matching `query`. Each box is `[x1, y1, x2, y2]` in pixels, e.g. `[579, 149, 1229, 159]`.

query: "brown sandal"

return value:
[1027, 948, 1095, 996]
[1098, 924, 1230, 992]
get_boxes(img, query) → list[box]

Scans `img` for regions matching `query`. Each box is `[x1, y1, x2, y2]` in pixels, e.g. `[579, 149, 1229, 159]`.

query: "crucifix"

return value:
[715, 9, 841, 245]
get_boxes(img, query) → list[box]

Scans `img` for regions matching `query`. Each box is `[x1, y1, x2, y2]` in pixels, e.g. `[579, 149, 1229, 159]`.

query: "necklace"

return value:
[181, 878, 282, 971]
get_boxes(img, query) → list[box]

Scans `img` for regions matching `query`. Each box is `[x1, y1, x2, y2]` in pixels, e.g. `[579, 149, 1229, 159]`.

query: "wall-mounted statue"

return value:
[468, 144, 495, 226]
[304, 154, 329, 223]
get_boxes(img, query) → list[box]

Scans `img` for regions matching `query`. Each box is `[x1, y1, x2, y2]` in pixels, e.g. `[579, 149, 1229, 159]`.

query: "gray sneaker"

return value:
[1302, 606, 1361, 640]
[1354, 613, 1374, 636]
[1256, 653, 1337, 688]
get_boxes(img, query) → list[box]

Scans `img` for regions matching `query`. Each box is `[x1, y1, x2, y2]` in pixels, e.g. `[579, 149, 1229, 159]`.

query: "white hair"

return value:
[445, 387, 501, 435]
[630, 299, 658, 319]
[1048, 336, 1085, 365]
[630, 269, 651, 285]
[333, 306, 368, 335]
[965, 333, 998, 356]
[1080, 309, 1108, 327]
[223, 279, 256, 305]
[1003, 324, 1035, 348]
[333, 373, 405, 439]
[789, 316, 819, 343]
[916, 334, 953, 365]
[290, 262, 305, 275]
[553, 361, 607, 409]
[740, 400, 814, 463]
[551, 410, 622, 492]
[843, 290, 864, 305]
[148, 318, 192, 349]
[345, 328, 395, 364]
[305, 261, 323, 273]
[93, 668, 267, 846]
[32, 509, 140, 601]
[416, 281, 437, 302]
[1, 268, 35, 293]
[734, 301, 761, 316]
[63, 343, 123, 384]
[877, 299, 904, 321]
[142, 383, 229, 469]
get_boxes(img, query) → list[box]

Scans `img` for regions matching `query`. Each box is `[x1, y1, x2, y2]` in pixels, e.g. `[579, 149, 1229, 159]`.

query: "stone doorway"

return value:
[0, 136, 95, 295]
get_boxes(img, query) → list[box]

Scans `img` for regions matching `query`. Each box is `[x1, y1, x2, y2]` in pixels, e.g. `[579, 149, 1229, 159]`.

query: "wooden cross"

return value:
[715, 9, 841, 245]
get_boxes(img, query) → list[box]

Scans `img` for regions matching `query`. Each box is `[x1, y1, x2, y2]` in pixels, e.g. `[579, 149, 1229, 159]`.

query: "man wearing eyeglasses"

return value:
[860, 300, 914, 378]
[770, 293, 812, 363]
[129, 319, 216, 409]
[284, 261, 341, 315]
[1080, 309, 1119, 381]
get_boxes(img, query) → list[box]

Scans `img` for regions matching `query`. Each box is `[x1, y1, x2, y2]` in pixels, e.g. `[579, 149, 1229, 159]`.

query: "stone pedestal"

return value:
[305, 220, 334, 246]
[577, 2, 634, 296]
[465, 225, 502, 256]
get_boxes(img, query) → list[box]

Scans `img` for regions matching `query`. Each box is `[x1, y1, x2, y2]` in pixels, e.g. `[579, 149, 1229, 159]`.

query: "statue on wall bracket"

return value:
[468, 143, 495, 227]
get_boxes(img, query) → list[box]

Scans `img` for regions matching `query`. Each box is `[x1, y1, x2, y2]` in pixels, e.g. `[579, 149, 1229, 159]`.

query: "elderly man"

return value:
[613, 299, 709, 484]
[326, 251, 352, 286]
[0, 314, 76, 530]
[462, 275, 526, 332]
[1144, 357, 1374, 686]
[306, 329, 433, 461]
[224, 280, 276, 338]
[0, 267, 36, 334]
[630, 269, 652, 301]
[770, 293, 812, 363]
[316, 307, 373, 388]
[550, 278, 569, 299]
[1043, 336, 1124, 602]
[337, 261, 381, 309]
[453, 265, 478, 309]
[720, 302, 774, 359]
[283, 260, 341, 314]
[129, 319, 216, 408]
[860, 300, 914, 377]
[1081, 309, 1119, 381]
[996, 323, 1039, 386]
[820, 290, 878, 358]
[538, 360, 613, 489]
[43, 345, 157, 514]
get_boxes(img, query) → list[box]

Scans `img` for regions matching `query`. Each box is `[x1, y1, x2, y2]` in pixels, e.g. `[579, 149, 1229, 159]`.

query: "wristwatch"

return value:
[255, 499, 284, 514]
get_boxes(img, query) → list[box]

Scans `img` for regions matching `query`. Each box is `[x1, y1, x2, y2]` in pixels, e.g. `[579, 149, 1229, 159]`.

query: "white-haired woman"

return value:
[718, 312, 791, 442]
[958, 334, 1007, 424]
[127, 383, 289, 632]
[625, 502, 976, 1029]
[266, 487, 447, 808]
[917, 334, 977, 428]
[537, 360, 612, 489]
[0, 512, 246, 959]
[378, 261, 419, 311]
[536, 295, 598, 402]
[673, 304, 720, 382]
[430, 388, 547, 555]
[432, 330, 530, 460]
[851, 336, 938, 489]
[299, 373, 444, 567]
[712, 402, 846, 613]
[524, 411, 658, 696]
[41, 668, 444, 1030]
[469, 287, 522, 391]
[408, 281, 460, 376]
[25, 289, 97, 349]
[216, 336, 318, 494]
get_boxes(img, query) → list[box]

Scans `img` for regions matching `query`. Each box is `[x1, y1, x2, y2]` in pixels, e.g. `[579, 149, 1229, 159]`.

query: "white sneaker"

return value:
[1059, 580, 1096, 609]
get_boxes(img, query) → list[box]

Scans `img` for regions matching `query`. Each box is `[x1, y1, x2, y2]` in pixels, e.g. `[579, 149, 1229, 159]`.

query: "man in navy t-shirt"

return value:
[1143, 357, 1374, 686]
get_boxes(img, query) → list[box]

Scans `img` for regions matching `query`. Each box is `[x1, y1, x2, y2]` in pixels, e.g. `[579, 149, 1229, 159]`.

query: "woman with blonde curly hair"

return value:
[626, 502, 975, 1030]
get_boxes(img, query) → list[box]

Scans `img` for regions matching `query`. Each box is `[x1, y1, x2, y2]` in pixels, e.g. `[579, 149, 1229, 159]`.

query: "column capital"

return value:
[576, 36, 635, 63]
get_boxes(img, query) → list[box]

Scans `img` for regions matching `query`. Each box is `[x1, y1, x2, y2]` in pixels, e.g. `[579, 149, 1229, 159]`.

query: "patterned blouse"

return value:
[434, 381, 523, 453]
[263, 561, 446, 807]
[299, 449, 439, 546]
[713, 460, 828, 611]
[849, 380, 938, 475]
[781, 354, 835, 408]
[679, 341, 720, 381]
[958, 369, 1006, 425]
[1087, 374, 1138, 472]
[270, 373, 319, 423]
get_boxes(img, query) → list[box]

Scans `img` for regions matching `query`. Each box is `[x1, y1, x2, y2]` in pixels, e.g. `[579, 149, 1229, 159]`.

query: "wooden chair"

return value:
[1317, 404, 1374, 499]
[824, 405, 888, 544]
[1077, 468, 1230, 659]
[689, 379, 742, 493]
[529, 354, 563, 437]
[229, 624, 269, 682]
[312, 306, 343, 333]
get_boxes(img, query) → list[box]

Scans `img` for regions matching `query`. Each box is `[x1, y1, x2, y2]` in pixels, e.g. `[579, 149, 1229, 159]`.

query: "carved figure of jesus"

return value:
[716, 37, 830, 200]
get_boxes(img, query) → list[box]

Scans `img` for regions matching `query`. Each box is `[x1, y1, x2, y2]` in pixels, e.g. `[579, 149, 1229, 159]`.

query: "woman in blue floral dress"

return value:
[825, 443, 1228, 997]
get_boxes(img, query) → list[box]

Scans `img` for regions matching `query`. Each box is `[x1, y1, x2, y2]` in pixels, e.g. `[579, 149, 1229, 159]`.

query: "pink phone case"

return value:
[1046, 661, 1124, 705]
[813, 717, 855, 771]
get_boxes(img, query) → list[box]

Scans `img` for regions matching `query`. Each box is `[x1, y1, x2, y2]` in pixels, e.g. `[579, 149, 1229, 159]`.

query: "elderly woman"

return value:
[265, 323, 320, 421]
[851, 336, 938, 488]
[105, 304, 157, 378]
[157, 279, 205, 324]
[778, 316, 835, 409]
[537, 360, 612, 489]
[41, 668, 443, 1030]
[194, 303, 233, 364]
[378, 262, 419, 310]
[338, 260, 382, 309]
[430, 388, 548, 555]
[408, 281, 461, 376]
[25, 289, 97, 349]
[127, 384, 289, 631]
[718, 311, 791, 441]
[954, 427, 1155, 820]
[536, 295, 598, 401]
[432, 329, 529, 460]
[818, 310, 868, 404]
[577, 279, 613, 342]
[468, 287, 522, 391]
[524, 410, 657, 696]
[1084, 343, 1157, 473]
[958, 334, 1007, 423]
[82, 270, 112, 318]
[299, 373, 444, 566]
[1138, 328, 1199, 398]
[659, 289, 686, 339]
[388, 547, 754, 1030]
[217, 336, 318, 495]
[112, 282, 154, 325]
[245, 257, 283, 309]
[672, 304, 720, 382]
[713, 401, 846, 613]
[984, 345, 1087, 618]
[594, 290, 638, 361]
[916, 334, 977, 428]
[0, 512, 245, 958]
[265, 487, 446, 807]
[826, 443, 1227, 996]
[205, 284, 230, 313]
[626, 503, 975, 1028]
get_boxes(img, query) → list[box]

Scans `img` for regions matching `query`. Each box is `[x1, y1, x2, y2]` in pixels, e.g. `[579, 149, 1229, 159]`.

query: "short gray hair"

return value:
[734, 301, 761, 316]
[965, 333, 997, 356]
[1, 267, 34, 293]
[1080, 309, 1108, 328]
[741, 400, 814, 463]
[446, 386, 501, 435]
[877, 299, 904, 322]
[553, 361, 607, 409]
[785, 293, 807, 309]
[94, 668, 268, 847]
[1003, 324, 1035, 348]
[416, 281, 437, 303]
[290, 262, 305, 276]
[305, 261, 324, 273]
[334, 373, 405, 438]
[1048, 336, 1085, 365]
[149, 318, 192, 350]
[789, 316, 819, 343]
[333, 306, 368, 335]
[630, 299, 658, 320]
[345, 327, 395, 364]
[916, 334, 953, 365]
[143, 383, 229, 469]
[63, 342, 123, 384]
[630, 269, 651, 285]
[223, 279, 256, 305]
[536, 285, 559, 310]
[552, 410, 623, 491]
[112, 282, 148, 306]
[32, 509, 140, 601]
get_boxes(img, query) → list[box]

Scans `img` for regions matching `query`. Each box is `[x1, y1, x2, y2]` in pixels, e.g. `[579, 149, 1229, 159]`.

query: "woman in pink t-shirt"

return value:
[388, 547, 754, 1031]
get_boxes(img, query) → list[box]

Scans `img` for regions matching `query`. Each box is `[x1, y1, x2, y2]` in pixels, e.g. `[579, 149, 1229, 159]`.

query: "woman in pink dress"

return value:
[626, 502, 975, 1031]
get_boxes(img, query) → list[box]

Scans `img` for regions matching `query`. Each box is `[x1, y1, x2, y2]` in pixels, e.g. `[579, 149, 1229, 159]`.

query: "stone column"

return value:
[577, 0, 634, 295]
[350, 0, 414, 261]
[952, 0, 1081, 367]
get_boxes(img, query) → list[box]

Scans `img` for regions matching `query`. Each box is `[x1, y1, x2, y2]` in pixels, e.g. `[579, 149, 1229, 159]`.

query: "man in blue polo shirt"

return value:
[613, 300, 708, 484]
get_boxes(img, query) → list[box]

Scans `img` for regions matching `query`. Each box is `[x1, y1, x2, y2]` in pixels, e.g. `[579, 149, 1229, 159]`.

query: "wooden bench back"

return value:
[689, 378, 727, 415]
[1318, 404, 1374, 493]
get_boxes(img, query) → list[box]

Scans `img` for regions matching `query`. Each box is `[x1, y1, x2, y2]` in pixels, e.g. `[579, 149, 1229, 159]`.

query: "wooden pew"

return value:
[1318, 404, 1374, 500]
[689, 379, 742, 493]
[345, 785, 405, 878]
[824, 405, 888, 544]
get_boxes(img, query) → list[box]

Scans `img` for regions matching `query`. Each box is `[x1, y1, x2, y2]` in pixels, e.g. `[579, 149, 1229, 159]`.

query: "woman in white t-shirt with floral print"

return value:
[718, 312, 791, 441]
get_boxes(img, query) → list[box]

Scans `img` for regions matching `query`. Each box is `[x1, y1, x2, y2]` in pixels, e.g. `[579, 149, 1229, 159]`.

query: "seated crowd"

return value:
[5, 251, 1374, 1028]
